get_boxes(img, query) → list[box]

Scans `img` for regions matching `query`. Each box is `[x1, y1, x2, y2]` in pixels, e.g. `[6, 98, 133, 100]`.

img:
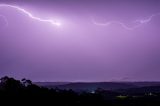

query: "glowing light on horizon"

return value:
[0, 4, 61, 27]
[91, 13, 160, 30]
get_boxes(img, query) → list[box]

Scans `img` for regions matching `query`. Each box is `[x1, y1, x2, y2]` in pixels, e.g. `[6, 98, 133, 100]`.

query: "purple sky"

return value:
[0, 0, 160, 81]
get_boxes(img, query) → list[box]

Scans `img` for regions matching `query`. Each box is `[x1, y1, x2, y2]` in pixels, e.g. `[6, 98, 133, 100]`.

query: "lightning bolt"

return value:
[92, 13, 160, 30]
[0, 4, 61, 27]
[134, 13, 160, 24]
[91, 19, 139, 30]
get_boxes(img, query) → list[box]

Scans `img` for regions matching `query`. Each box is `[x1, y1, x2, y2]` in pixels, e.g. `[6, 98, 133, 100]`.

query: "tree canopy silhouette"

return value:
[0, 76, 160, 106]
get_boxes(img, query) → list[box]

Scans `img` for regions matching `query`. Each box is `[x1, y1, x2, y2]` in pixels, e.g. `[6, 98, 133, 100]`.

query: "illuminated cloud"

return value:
[0, 14, 8, 27]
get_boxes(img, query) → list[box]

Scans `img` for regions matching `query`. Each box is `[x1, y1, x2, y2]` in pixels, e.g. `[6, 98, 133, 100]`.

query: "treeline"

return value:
[0, 76, 160, 106]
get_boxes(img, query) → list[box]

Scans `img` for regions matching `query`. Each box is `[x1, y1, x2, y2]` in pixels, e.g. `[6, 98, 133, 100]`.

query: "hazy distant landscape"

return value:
[35, 81, 160, 92]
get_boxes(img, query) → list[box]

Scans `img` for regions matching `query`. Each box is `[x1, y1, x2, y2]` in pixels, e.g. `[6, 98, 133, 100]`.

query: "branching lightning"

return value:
[0, 4, 61, 27]
[92, 13, 160, 30]
[0, 4, 159, 30]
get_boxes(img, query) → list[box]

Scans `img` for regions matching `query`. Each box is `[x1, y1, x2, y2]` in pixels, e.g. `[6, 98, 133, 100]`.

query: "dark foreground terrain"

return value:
[1, 76, 160, 106]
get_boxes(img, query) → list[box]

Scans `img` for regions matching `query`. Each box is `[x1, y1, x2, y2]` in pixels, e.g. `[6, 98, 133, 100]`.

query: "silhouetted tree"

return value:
[0, 76, 23, 91]
[21, 78, 32, 87]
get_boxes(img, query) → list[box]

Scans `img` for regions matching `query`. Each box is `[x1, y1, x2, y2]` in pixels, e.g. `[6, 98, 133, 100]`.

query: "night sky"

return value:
[0, 0, 160, 82]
